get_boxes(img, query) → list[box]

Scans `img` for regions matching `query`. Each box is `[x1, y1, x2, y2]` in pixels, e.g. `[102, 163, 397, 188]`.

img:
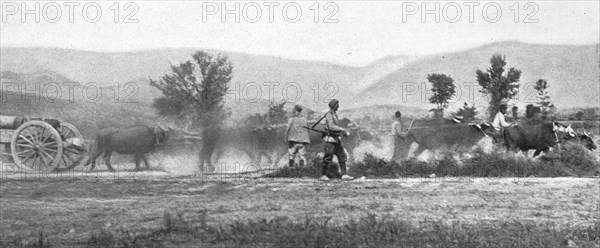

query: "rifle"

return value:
[303, 126, 326, 134]
[311, 111, 329, 129]
[407, 117, 415, 132]
[303, 126, 343, 136]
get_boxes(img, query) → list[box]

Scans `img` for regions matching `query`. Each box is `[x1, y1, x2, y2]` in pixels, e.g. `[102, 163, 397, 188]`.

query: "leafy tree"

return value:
[427, 73, 456, 118]
[243, 101, 288, 127]
[453, 102, 478, 122]
[476, 54, 521, 119]
[149, 50, 232, 128]
[267, 101, 287, 125]
[533, 79, 556, 119]
[575, 111, 584, 121]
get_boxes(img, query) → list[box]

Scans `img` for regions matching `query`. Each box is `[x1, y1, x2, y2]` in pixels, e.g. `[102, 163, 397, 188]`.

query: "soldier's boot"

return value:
[298, 159, 305, 167]
[320, 160, 329, 180]
[340, 162, 353, 180]
[288, 159, 295, 167]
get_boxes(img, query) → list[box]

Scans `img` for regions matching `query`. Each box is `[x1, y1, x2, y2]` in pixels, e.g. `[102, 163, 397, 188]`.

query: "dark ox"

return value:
[201, 125, 286, 169]
[83, 125, 170, 171]
[503, 122, 575, 157]
[200, 118, 382, 170]
[405, 122, 492, 158]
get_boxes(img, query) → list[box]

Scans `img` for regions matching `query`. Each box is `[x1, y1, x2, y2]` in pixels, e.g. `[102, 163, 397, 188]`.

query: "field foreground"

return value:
[1, 174, 599, 247]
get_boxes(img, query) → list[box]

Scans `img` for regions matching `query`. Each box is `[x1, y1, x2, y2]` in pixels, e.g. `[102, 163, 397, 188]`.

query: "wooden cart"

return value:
[0, 115, 86, 172]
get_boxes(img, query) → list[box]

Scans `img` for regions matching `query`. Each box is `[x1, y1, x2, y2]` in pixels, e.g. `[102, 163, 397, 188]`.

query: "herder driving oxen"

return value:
[391, 111, 409, 163]
[488, 104, 513, 142]
[84, 125, 171, 171]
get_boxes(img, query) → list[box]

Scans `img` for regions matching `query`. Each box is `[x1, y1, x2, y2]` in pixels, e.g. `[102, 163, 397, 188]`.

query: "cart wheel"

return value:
[10, 121, 63, 172]
[56, 122, 85, 171]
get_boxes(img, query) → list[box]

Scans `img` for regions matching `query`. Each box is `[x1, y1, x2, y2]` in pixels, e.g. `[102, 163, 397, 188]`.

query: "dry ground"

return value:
[1, 171, 599, 246]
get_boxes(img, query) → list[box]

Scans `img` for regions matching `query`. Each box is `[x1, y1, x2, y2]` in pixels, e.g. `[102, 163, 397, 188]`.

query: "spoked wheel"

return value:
[10, 121, 63, 172]
[55, 122, 86, 171]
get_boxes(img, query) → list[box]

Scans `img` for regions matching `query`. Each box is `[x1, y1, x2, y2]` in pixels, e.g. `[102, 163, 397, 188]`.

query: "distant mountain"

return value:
[349, 55, 420, 93]
[353, 42, 600, 115]
[2, 42, 597, 123]
[0, 47, 414, 111]
[1, 70, 72, 84]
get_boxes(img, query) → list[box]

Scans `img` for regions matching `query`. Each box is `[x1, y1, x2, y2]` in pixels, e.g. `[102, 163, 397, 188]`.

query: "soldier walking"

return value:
[320, 99, 353, 180]
[285, 105, 310, 167]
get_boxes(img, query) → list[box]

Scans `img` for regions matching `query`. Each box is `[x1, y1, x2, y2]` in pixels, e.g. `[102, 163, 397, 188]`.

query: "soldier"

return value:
[391, 111, 409, 163]
[320, 99, 353, 180]
[285, 105, 310, 167]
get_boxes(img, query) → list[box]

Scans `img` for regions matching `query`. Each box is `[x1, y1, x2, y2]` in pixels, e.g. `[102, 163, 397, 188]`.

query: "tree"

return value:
[533, 79, 556, 119]
[453, 102, 478, 122]
[427, 73, 456, 119]
[575, 111, 584, 120]
[511, 106, 519, 120]
[476, 54, 521, 119]
[243, 101, 288, 127]
[267, 101, 287, 125]
[149, 50, 233, 128]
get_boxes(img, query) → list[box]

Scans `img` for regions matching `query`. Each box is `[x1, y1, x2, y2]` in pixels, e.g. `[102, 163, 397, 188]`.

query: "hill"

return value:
[2, 42, 596, 123]
[0, 47, 413, 111]
[353, 42, 600, 116]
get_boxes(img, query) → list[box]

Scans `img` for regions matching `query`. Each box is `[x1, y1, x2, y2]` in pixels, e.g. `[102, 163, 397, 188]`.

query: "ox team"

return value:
[78, 99, 594, 177]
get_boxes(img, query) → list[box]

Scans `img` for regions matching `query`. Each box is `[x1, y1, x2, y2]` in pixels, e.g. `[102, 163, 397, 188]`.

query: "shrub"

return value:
[539, 143, 600, 177]
[349, 154, 404, 178]
[264, 154, 341, 179]
[347, 146, 598, 178]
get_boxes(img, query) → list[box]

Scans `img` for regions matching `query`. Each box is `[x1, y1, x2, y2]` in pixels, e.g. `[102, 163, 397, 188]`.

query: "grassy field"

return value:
[1, 174, 598, 247]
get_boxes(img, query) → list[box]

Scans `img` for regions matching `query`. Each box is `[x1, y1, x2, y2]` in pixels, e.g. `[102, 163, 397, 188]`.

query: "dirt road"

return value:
[1, 173, 598, 245]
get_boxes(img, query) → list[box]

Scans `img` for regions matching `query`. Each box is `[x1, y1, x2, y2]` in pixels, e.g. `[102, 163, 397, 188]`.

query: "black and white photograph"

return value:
[1, 1, 599, 247]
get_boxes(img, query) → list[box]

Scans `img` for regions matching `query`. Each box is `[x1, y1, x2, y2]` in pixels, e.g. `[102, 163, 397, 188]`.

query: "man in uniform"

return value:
[320, 99, 353, 180]
[285, 105, 310, 167]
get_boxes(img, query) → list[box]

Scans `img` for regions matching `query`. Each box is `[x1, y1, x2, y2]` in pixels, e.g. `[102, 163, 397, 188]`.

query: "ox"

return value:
[405, 122, 493, 159]
[562, 130, 597, 151]
[503, 122, 575, 157]
[83, 125, 171, 171]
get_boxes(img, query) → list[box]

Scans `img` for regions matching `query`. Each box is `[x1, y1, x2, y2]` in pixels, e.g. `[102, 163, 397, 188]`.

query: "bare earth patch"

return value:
[1, 174, 599, 245]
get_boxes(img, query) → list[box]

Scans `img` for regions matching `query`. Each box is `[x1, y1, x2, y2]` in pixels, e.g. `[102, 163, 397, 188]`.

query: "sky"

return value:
[1, 1, 599, 66]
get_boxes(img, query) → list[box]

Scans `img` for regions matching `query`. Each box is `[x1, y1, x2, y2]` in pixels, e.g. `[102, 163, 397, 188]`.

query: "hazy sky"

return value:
[2, 1, 598, 66]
